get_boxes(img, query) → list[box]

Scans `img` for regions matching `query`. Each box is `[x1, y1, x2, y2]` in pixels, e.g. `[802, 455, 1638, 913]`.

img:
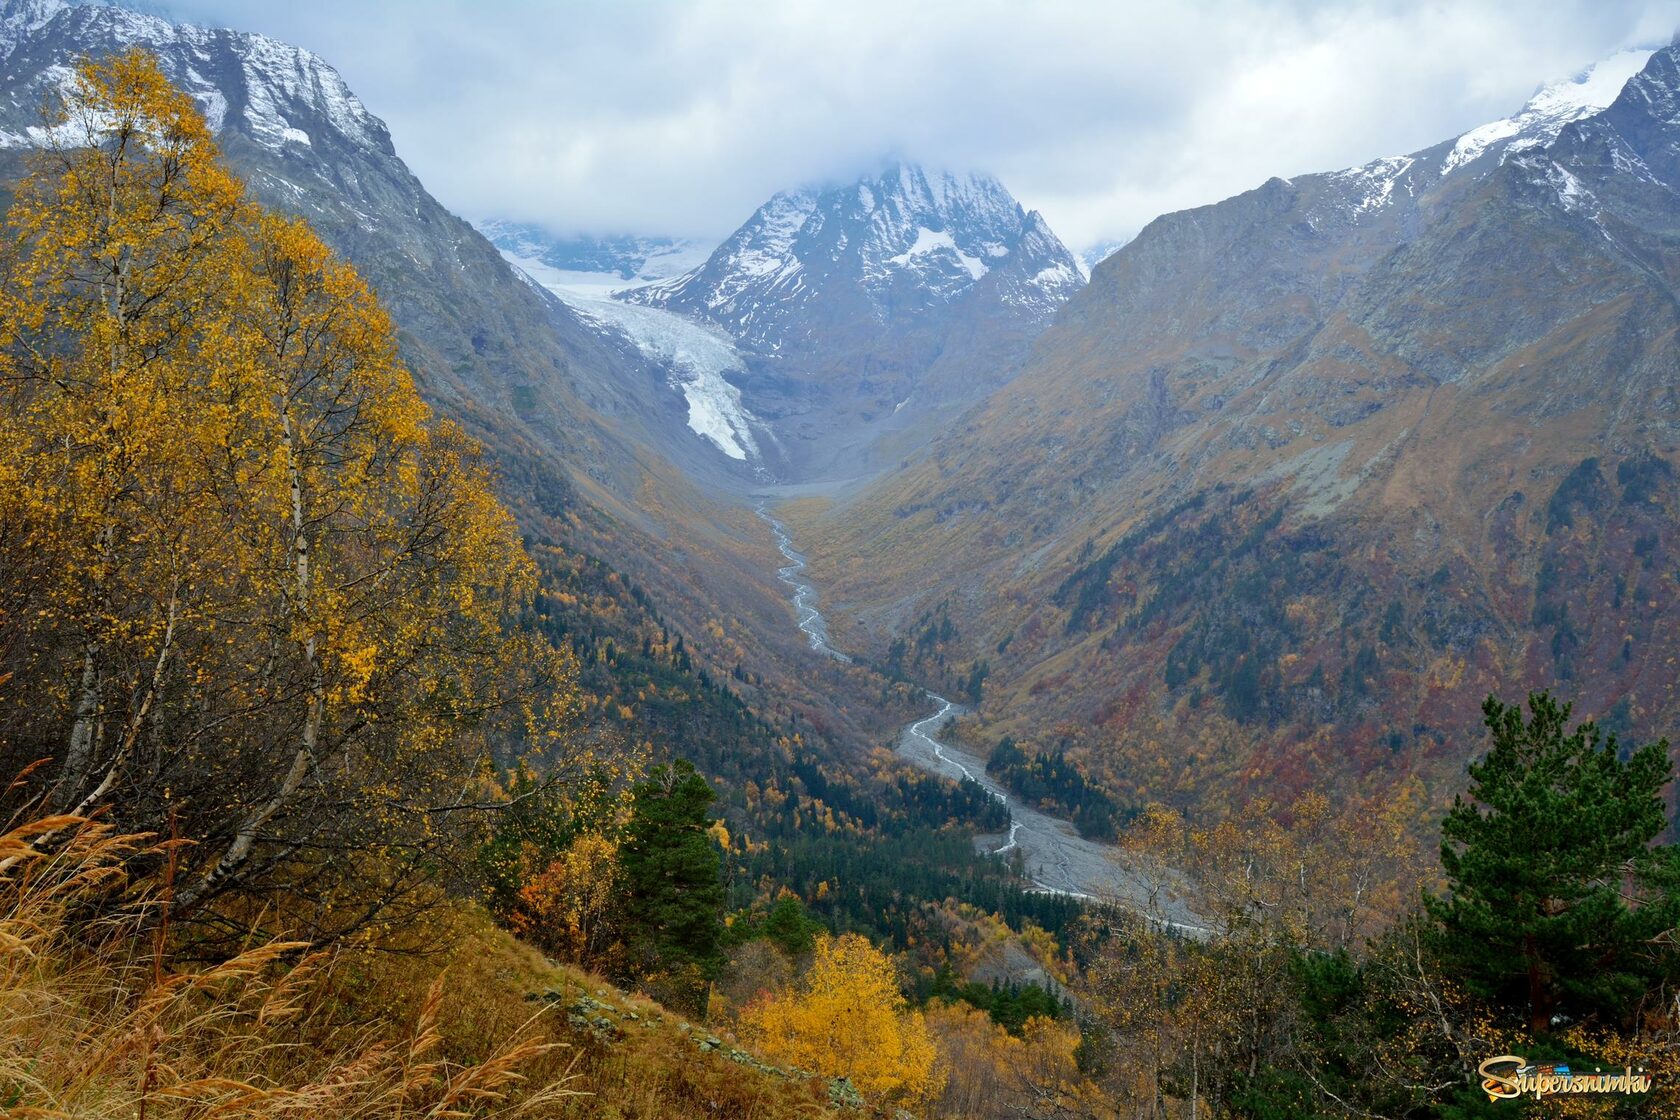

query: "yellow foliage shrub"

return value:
[510, 832, 623, 973]
[738, 932, 943, 1105]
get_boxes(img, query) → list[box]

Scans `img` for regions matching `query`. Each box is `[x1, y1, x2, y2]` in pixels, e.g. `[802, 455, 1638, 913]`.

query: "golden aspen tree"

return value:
[510, 831, 624, 972]
[1081, 909, 1179, 1117]
[925, 1002, 1112, 1120]
[0, 51, 585, 942]
[740, 932, 943, 1105]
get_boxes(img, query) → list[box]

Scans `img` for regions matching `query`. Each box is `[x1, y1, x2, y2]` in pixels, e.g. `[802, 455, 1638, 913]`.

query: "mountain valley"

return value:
[6, 3, 1680, 1116]
[793, 42, 1680, 829]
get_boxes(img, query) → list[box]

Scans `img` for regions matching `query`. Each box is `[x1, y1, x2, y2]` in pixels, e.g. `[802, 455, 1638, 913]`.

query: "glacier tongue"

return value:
[501, 251, 762, 462]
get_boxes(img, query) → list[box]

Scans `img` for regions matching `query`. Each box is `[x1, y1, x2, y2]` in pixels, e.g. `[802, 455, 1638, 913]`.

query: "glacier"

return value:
[500, 251, 762, 462]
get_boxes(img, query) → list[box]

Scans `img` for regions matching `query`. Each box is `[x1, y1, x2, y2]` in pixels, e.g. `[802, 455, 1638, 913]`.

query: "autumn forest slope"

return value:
[0, 0, 898, 754]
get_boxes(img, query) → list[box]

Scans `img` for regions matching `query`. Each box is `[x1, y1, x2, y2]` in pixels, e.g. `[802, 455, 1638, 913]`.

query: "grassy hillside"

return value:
[0, 812, 833, 1119]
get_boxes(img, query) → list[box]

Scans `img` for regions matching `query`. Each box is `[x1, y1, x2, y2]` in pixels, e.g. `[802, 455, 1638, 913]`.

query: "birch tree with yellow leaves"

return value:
[0, 50, 584, 943]
[740, 932, 943, 1106]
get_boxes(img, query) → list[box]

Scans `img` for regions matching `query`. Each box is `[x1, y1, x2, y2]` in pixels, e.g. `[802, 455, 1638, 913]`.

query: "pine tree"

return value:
[761, 893, 821, 955]
[1430, 691, 1680, 1032]
[619, 759, 725, 1008]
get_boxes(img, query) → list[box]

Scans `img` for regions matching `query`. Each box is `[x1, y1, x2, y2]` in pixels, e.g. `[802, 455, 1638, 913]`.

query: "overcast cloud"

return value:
[164, 0, 1680, 251]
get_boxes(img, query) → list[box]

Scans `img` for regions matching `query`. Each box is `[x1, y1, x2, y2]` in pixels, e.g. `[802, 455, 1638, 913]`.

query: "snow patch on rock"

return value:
[890, 226, 987, 280]
[1330, 155, 1415, 214]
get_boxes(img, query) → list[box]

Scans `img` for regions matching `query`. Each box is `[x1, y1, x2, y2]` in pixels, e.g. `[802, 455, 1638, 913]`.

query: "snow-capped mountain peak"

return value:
[0, 0, 386, 156]
[1314, 45, 1660, 227]
[610, 160, 1083, 477]
[0, 0, 83, 54]
[624, 159, 1082, 356]
[1442, 47, 1656, 174]
[847, 162, 1024, 289]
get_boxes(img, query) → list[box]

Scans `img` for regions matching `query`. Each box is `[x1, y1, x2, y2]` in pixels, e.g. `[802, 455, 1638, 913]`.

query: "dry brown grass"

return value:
[0, 807, 835, 1120]
[343, 906, 835, 1119]
[0, 810, 578, 1118]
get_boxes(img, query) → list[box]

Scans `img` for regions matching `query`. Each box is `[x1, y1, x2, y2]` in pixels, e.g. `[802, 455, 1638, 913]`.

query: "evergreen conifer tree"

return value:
[1431, 692, 1680, 1031]
[620, 760, 726, 1009]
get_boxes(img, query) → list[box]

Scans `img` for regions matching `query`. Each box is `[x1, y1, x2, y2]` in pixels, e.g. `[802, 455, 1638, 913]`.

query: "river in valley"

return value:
[759, 502, 851, 663]
[756, 504, 1203, 930]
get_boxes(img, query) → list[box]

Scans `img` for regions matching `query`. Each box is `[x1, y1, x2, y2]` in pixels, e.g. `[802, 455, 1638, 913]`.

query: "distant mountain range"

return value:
[484, 161, 1085, 480]
[474, 221, 712, 285]
[795, 43, 1680, 822]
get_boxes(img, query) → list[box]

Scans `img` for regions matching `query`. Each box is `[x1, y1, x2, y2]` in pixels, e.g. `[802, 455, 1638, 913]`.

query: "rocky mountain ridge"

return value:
[793, 41, 1680, 826]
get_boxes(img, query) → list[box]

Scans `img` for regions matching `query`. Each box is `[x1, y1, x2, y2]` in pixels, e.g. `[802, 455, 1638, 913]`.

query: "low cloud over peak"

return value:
[164, 0, 1678, 253]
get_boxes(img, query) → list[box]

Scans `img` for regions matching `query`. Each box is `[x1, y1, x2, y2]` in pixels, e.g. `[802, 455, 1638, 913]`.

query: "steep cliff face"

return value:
[796, 45, 1680, 819]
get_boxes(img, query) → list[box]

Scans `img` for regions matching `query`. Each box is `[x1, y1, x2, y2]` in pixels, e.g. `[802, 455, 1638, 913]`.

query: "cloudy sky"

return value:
[167, 0, 1679, 252]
